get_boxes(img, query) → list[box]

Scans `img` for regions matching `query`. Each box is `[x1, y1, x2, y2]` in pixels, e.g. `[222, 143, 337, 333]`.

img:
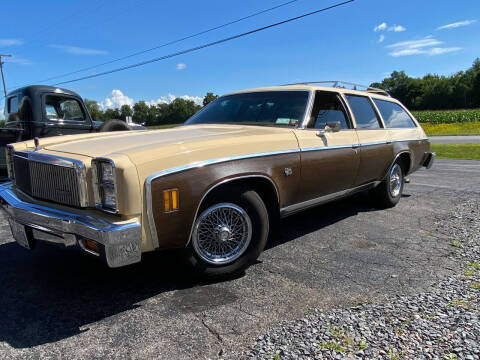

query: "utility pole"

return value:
[0, 54, 12, 97]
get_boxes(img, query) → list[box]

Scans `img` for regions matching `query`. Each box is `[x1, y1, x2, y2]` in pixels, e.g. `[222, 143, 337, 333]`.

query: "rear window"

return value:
[373, 99, 417, 128]
[345, 95, 382, 129]
[7, 96, 18, 114]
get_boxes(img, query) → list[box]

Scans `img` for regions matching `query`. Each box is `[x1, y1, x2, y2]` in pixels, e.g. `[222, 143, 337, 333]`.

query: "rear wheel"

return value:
[185, 187, 269, 279]
[370, 162, 404, 209]
[100, 119, 131, 132]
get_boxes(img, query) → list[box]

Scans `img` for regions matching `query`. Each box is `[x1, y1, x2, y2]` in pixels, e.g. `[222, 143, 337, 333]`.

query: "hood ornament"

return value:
[34, 137, 40, 151]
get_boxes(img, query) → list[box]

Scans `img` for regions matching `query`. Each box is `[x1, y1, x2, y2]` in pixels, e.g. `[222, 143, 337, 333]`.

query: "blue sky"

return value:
[1, 0, 479, 115]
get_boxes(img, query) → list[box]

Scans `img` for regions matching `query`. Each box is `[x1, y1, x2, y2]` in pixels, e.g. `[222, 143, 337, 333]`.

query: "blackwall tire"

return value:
[370, 162, 404, 209]
[99, 119, 131, 132]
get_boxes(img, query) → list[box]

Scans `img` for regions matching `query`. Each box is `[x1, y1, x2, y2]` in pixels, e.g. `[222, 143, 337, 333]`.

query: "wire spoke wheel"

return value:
[192, 203, 252, 265]
[389, 163, 402, 198]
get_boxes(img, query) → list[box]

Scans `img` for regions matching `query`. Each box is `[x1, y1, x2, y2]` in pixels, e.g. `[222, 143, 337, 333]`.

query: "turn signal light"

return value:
[84, 239, 100, 254]
[163, 189, 179, 212]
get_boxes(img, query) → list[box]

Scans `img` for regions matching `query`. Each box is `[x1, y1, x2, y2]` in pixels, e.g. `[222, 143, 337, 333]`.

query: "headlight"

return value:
[5, 145, 15, 180]
[92, 158, 118, 213]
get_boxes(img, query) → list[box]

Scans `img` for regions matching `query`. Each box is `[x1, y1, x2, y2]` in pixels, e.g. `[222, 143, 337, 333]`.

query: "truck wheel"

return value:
[370, 162, 404, 209]
[100, 119, 131, 132]
[185, 187, 269, 279]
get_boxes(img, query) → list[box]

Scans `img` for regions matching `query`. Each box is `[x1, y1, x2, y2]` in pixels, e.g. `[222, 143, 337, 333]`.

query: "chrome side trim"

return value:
[360, 141, 387, 147]
[0, 182, 141, 268]
[145, 149, 297, 249]
[384, 150, 412, 178]
[301, 144, 354, 152]
[280, 181, 380, 217]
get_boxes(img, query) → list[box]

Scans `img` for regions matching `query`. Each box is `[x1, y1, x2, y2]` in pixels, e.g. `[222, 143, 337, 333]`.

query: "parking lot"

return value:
[0, 159, 479, 359]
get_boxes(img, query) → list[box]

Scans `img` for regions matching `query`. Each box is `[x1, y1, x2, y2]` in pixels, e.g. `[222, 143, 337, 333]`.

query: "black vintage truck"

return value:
[1, 85, 144, 176]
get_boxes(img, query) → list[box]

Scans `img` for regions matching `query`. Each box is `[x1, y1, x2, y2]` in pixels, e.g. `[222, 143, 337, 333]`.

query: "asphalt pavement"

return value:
[429, 135, 480, 144]
[0, 159, 479, 359]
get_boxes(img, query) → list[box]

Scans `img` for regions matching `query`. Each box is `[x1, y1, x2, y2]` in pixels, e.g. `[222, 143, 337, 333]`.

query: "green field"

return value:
[431, 144, 480, 160]
[412, 109, 480, 124]
[420, 122, 480, 136]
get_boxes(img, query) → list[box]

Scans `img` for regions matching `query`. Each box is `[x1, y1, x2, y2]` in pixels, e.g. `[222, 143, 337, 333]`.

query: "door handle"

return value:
[352, 144, 360, 149]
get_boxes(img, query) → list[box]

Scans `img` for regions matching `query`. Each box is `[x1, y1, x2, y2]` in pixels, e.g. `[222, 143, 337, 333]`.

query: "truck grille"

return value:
[13, 152, 87, 207]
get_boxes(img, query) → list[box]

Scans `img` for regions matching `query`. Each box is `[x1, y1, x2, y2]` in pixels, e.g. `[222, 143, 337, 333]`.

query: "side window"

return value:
[44, 95, 86, 121]
[308, 92, 350, 129]
[373, 99, 417, 128]
[7, 96, 19, 114]
[346, 95, 382, 129]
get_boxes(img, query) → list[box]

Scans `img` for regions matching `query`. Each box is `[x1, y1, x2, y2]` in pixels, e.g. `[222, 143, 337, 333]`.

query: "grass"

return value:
[431, 144, 480, 160]
[421, 122, 480, 136]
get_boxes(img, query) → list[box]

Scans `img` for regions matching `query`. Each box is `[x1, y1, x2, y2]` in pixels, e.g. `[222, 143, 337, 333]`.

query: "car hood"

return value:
[29, 124, 298, 165]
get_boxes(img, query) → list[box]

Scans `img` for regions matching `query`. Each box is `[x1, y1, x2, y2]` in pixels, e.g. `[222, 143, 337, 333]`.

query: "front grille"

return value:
[13, 153, 86, 207]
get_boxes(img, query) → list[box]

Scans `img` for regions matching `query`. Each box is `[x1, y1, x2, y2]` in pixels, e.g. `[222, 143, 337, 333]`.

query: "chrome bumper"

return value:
[0, 182, 142, 268]
[423, 152, 436, 169]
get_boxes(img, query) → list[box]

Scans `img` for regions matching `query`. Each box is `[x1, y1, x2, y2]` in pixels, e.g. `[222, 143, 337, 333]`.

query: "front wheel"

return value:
[370, 162, 404, 209]
[185, 187, 269, 279]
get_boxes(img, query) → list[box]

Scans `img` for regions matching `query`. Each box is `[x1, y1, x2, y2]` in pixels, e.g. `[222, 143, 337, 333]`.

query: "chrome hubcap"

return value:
[389, 164, 402, 197]
[192, 203, 252, 265]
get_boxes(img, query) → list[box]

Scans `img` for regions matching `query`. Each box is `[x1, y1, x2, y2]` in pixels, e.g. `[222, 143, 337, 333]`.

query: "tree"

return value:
[104, 108, 121, 120]
[133, 101, 150, 124]
[203, 92, 218, 106]
[120, 104, 133, 121]
[84, 99, 104, 121]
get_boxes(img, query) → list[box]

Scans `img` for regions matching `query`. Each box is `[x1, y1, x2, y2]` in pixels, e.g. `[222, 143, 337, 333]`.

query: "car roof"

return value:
[224, 84, 397, 102]
[7, 85, 81, 98]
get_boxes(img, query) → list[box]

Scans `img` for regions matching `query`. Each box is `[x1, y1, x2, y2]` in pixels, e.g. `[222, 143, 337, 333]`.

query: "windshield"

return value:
[185, 91, 309, 127]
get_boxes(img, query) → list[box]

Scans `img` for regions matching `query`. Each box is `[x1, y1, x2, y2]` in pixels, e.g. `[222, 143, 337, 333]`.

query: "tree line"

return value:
[371, 58, 480, 111]
[84, 92, 218, 125]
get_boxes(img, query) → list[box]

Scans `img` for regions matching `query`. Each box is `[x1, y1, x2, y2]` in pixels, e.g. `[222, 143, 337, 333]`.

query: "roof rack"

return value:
[280, 80, 390, 97]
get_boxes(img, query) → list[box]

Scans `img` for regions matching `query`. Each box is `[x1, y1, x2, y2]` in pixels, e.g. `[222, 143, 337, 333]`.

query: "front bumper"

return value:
[423, 152, 436, 169]
[0, 182, 142, 267]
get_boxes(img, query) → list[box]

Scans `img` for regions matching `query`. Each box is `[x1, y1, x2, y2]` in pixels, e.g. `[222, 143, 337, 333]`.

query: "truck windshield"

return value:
[185, 91, 309, 127]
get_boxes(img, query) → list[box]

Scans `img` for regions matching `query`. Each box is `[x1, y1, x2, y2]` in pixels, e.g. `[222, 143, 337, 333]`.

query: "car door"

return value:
[343, 94, 393, 186]
[294, 91, 360, 204]
[38, 93, 93, 138]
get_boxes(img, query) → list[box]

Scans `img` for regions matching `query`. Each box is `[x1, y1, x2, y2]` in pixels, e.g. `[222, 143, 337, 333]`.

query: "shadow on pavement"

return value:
[0, 191, 379, 348]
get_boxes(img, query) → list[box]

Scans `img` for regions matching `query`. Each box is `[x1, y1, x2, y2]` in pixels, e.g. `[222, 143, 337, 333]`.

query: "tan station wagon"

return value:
[0, 81, 435, 277]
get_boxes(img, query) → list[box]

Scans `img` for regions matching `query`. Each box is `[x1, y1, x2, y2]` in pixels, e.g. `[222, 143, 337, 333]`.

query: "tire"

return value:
[100, 119, 131, 132]
[184, 187, 269, 279]
[370, 162, 404, 209]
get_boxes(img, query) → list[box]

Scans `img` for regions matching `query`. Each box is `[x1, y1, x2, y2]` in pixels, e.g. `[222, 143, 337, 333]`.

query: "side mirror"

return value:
[316, 121, 341, 137]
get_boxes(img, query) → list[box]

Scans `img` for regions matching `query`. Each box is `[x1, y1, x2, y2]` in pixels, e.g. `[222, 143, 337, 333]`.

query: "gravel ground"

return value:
[240, 199, 480, 360]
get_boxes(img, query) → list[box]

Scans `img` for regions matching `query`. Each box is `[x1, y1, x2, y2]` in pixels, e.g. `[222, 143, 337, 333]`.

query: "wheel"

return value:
[185, 187, 269, 278]
[370, 162, 404, 209]
[99, 119, 131, 132]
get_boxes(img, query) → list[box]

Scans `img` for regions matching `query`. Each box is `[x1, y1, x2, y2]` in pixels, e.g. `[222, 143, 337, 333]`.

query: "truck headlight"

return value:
[92, 158, 118, 213]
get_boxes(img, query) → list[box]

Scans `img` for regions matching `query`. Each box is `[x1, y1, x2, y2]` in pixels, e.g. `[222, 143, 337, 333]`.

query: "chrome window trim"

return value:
[12, 150, 88, 207]
[145, 149, 295, 249]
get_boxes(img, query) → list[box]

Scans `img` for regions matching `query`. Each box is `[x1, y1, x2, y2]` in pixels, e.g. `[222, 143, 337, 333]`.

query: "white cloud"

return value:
[176, 63, 186, 70]
[100, 89, 134, 110]
[4, 56, 31, 65]
[437, 19, 477, 30]
[387, 36, 461, 57]
[389, 25, 406, 32]
[374, 22, 406, 33]
[0, 39, 23, 47]
[378, 34, 385, 43]
[374, 22, 387, 32]
[49, 44, 107, 55]
[146, 93, 203, 106]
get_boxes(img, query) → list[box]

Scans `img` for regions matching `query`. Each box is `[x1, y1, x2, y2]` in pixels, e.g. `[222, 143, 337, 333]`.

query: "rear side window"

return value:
[345, 95, 382, 129]
[7, 96, 18, 114]
[373, 99, 417, 128]
[44, 95, 86, 121]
